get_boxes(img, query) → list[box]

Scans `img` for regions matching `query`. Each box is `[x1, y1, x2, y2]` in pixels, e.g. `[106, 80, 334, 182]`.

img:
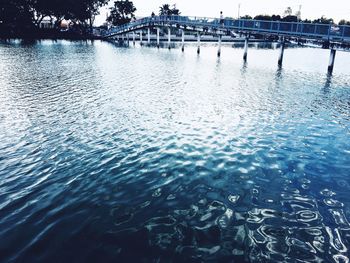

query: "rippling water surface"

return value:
[0, 40, 350, 262]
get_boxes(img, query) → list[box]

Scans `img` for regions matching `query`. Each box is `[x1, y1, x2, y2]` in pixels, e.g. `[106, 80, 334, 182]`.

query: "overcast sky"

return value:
[96, 0, 350, 25]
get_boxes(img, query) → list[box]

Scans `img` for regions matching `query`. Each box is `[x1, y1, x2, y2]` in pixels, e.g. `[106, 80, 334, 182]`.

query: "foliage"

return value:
[271, 15, 281, 21]
[0, 1, 27, 24]
[240, 15, 252, 20]
[0, 0, 108, 32]
[84, 0, 110, 27]
[253, 14, 296, 22]
[282, 15, 298, 22]
[254, 15, 272, 21]
[107, 0, 136, 26]
[159, 4, 180, 16]
[302, 19, 312, 24]
[338, 19, 350, 25]
[313, 16, 334, 24]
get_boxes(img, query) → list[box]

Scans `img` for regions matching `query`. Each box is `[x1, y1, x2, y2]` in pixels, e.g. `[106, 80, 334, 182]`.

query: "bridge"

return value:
[103, 15, 350, 74]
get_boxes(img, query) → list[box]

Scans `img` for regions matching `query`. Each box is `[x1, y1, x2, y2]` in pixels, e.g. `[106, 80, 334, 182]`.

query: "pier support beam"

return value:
[168, 27, 171, 49]
[328, 49, 336, 74]
[140, 31, 143, 46]
[181, 30, 185, 52]
[278, 38, 286, 67]
[197, 32, 201, 54]
[217, 34, 222, 57]
[133, 32, 135, 46]
[243, 36, 249, 61]
[147, 28, 151, 45]
[157, 27, 160, 48]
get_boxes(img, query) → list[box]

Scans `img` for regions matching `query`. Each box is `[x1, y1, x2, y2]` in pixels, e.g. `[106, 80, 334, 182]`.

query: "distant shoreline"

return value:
[0, 28, 103, 41]
[0, 35, 103, 41]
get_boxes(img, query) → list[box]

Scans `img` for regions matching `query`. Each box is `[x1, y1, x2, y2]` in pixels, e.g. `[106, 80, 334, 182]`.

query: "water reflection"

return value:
[241, 60, 248, 72]
[324, 73, 333, 92]
[0, 41, 350, 262]
[275, 66, 283, 81]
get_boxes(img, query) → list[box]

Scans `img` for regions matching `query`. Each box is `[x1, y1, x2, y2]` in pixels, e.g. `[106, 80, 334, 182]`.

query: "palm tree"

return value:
[170, 4, 180, 15]
[159, 4, 180, 16]
[159, 4, 171, 16]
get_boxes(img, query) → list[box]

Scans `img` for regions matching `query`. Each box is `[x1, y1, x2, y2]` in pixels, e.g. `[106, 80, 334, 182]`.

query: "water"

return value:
[0, 40, 350, 263]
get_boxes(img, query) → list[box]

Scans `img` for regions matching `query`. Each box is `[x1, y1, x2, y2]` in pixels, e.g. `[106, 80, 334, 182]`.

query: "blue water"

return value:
[0, 40, 350, 262]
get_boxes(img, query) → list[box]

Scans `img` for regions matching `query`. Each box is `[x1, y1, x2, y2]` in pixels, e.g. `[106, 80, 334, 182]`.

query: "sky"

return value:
[96, 0, 350, 25]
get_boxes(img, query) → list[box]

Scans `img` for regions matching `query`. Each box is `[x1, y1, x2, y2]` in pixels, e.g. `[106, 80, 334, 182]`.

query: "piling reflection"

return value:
[0, 41, 350, 263]
[275, 66, 283, 81]
[324, 72, 333, 92]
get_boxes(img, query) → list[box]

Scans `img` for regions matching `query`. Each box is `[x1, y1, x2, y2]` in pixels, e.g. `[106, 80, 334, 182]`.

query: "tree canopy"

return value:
[313, 16, 334, 24]
[0, 0, 108, 31]
[339, 19, 350, 26]
[107, 0, 136, 26]
[252, 14, 297, 22]
[159, 4, 180, 16]
[0, 0, 34, 28]
[240, 15, 252, 20]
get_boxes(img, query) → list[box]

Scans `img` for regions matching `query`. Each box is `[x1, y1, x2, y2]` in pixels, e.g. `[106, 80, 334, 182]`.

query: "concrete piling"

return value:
[157, 28, 160, 48]
[278, 38, 286, 67]
[243, 37, 249, 61]
[197, 32, 201, 54]
[181, 30, 185, 52]
[217, 35, 222, 57]
[328, 49, 336, 74]
[168, 27, 171, 49]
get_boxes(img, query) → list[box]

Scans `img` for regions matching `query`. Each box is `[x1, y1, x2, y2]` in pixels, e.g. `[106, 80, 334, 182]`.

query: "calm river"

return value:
[0, 40, 350, 262]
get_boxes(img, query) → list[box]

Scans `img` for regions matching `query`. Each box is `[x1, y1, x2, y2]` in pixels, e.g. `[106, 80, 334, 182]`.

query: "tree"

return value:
[339, 19, 350, 25]
[284, 7, 292, 17]
[31, 0, 53, 26]
[107, 0, 136, 26]
[171, 4, 180, 15]
[84, 0, 109, 31]
[0, 0, 109, 36]
[313, 16, 333, 24]
[254, 15, 272, 21]
[0, 0, 34, 29]
[159, 4, 170, 16]
[159, 3, 180, 16]
[32, 0, 67, 27]
[54, 0, 109, 30]
[30, 0, 108, 30]
[240, 15, 252, 20]
[282, 15, 298, 22]
[271, 15, 281, 21]
[302, 19, 312, 24]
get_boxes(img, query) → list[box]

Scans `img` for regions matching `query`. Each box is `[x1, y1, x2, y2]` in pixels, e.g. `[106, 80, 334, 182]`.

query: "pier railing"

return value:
[104, 15, 350, 43]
